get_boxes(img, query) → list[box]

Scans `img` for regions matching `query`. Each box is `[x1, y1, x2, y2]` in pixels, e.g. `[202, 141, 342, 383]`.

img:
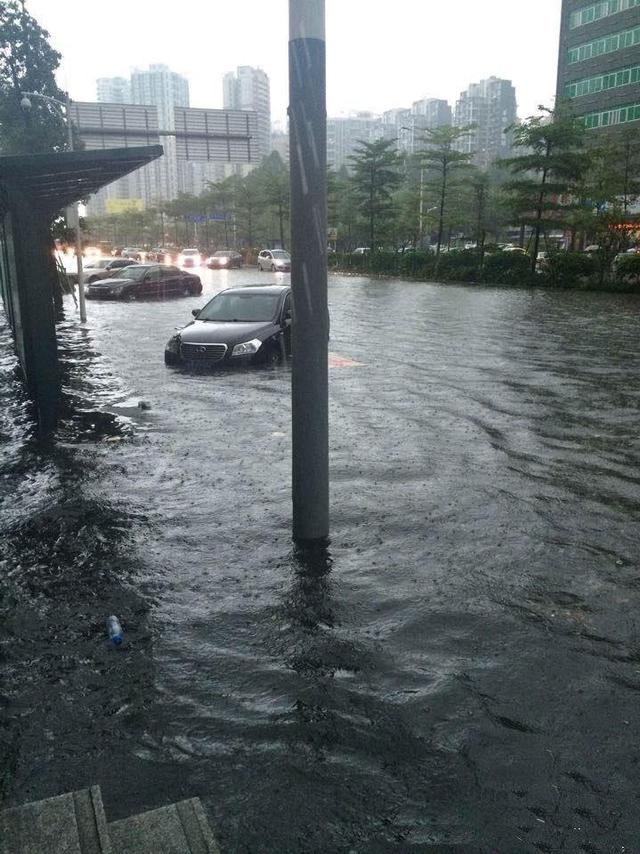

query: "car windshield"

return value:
[271, 251, 290, 259]
[117, 266, 149, 281]
[214, 251, 232, 257]
[183, 250, 199, 255]
[198, 291, 280, 322]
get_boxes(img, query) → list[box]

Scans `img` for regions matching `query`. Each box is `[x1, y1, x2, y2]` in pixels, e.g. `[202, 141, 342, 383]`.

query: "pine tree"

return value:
[419, 125, 475, 262]
[348, 138, 402, 252]
[502, 106, 588, 273]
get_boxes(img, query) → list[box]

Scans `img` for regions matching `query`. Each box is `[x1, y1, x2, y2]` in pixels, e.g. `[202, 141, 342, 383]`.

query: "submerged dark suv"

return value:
[164, 284, 292, 367]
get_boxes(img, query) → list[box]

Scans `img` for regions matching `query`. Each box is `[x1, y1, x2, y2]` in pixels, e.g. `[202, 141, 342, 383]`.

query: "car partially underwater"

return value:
[164, 284, 292, 368]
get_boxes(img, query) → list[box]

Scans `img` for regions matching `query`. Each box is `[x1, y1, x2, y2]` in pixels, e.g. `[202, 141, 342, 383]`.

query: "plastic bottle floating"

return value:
[107, 615, 124, 646]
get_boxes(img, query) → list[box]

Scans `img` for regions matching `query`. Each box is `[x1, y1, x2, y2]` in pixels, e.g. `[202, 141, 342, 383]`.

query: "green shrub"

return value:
[541, 251, 596, 288]
[434, 250, 480, 282]
[399, 250, 435, 279]
[333, 253, 368, 272]
[367, 251, 399, 275]
[481, 251, 534, 285]
[614, 253, 640, 286]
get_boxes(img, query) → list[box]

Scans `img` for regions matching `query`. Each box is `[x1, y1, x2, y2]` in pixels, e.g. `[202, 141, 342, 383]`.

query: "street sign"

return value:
[70, 103, 259, 164]
[185, 212, 229, 223]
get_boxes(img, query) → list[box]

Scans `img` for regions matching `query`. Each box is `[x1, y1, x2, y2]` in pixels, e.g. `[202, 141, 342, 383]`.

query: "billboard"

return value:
[71, 102, 258, 164]
[173, 107, 258, 163]
[71, 103, 159, 150]
[105, 199, 146, 214]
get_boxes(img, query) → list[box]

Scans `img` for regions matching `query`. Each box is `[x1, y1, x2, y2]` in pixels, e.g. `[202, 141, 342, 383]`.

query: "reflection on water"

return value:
[1, 276, 640, 852]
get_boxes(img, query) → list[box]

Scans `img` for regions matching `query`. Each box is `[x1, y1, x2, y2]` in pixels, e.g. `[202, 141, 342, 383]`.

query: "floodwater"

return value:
[1, 271, 640, 853]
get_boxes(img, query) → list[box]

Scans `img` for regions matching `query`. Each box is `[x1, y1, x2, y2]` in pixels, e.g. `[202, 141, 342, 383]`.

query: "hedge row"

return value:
[330, 250, 640, 291]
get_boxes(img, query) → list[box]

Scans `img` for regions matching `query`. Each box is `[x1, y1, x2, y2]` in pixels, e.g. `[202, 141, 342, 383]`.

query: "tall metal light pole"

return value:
[21, 92, 87, 322]
[289, 0, 329, 543]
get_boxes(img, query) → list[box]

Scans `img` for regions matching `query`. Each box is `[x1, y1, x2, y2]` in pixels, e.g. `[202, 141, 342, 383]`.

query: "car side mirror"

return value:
[191, 308, 200, 317]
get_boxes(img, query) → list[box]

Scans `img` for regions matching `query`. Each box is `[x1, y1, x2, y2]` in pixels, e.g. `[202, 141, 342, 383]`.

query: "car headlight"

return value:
[232, 338, 262, 357]
[165, 333, 181, 353]
[219, 258, 228, 265]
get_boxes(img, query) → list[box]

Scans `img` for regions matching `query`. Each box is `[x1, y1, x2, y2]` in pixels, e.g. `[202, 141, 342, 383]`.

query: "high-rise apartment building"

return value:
[270, 129, 290, 163]
[407, 99, 453, 154]
[412, 98, 453, 128]
[97, 77, 131, 104]
[223, 66, 271, 161]
[454, 77, 518, 169]
[130, 65, 190, 201]
[557, 0, 640, 131]
[381, 108, 413, 153]
[327, 113, 386, 170]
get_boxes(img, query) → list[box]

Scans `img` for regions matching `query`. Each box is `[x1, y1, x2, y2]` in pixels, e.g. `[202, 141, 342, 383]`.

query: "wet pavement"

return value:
[1, 270, 640, 853]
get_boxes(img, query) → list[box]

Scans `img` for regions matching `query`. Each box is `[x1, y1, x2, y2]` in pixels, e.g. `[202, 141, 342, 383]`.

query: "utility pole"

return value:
[289, 0, 329, 542]
[66, 95, 86, 322]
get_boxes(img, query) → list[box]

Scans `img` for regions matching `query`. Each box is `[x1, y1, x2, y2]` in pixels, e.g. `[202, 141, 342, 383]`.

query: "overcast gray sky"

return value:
[28, 0, 562, 125]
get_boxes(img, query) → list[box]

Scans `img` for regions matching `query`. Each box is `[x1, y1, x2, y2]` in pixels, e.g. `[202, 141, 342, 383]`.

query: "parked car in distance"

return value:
[207, 250, 244, 269]
[85, 264, 202, 300]
[147, 247, 172, 263]
[178, 248, 202, 268]
[164, 284, 292, 367]
[68, 257, 138, 284]
[535, 251, 550, 272]
[121, 247, 144, 261]
[352, 247, 370, 255]
[257, 249, 291, 272]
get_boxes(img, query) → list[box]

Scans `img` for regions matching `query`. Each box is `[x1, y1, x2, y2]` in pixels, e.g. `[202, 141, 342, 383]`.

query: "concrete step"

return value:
[0, 786, 112, 854]
[107, 798, 220, 854]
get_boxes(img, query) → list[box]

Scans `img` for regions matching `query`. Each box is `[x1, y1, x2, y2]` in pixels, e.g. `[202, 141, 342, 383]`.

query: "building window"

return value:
[566, 63, 640, 96]
[570, 0, 640, 29]
[581, 102, 640, 128]
[568, 26, 640, 63]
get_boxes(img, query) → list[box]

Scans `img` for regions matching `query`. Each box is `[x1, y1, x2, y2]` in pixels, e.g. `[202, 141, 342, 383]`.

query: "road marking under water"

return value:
[328, 352, 364, 368]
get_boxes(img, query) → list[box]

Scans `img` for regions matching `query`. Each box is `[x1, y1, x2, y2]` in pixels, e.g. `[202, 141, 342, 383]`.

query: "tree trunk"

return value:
[436, 162, 447, 259]
[531, 143, 552, 274]
[279, 200, 285, 250]
[369, 169, 375, 252]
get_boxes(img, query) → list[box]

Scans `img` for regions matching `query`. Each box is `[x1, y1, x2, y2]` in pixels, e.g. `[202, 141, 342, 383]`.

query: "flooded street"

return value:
[1, 271, 640, 853]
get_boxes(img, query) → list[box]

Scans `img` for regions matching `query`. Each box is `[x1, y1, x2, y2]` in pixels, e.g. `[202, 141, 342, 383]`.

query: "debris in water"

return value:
[107, 615, 124, 646]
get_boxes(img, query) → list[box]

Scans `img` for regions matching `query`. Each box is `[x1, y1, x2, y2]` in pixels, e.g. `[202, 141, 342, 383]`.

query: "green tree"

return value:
[573, 130, 640, 284]
[348, 137, 402, 251]
[0, 0, 68, 154]
[502, 105, 588, 273]
[419, 125, 475, 262]
[330, 165, 362, 251]
[232, 172, 259, 249]
[257, 151, 290, 249]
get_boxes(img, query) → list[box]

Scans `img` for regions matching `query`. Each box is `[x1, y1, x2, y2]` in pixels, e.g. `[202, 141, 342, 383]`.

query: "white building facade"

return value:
[96, 77, 131, 104]
[327, 113, 386, 170]
[454, 77, 518, 169]
[223, 66, 271, 162]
